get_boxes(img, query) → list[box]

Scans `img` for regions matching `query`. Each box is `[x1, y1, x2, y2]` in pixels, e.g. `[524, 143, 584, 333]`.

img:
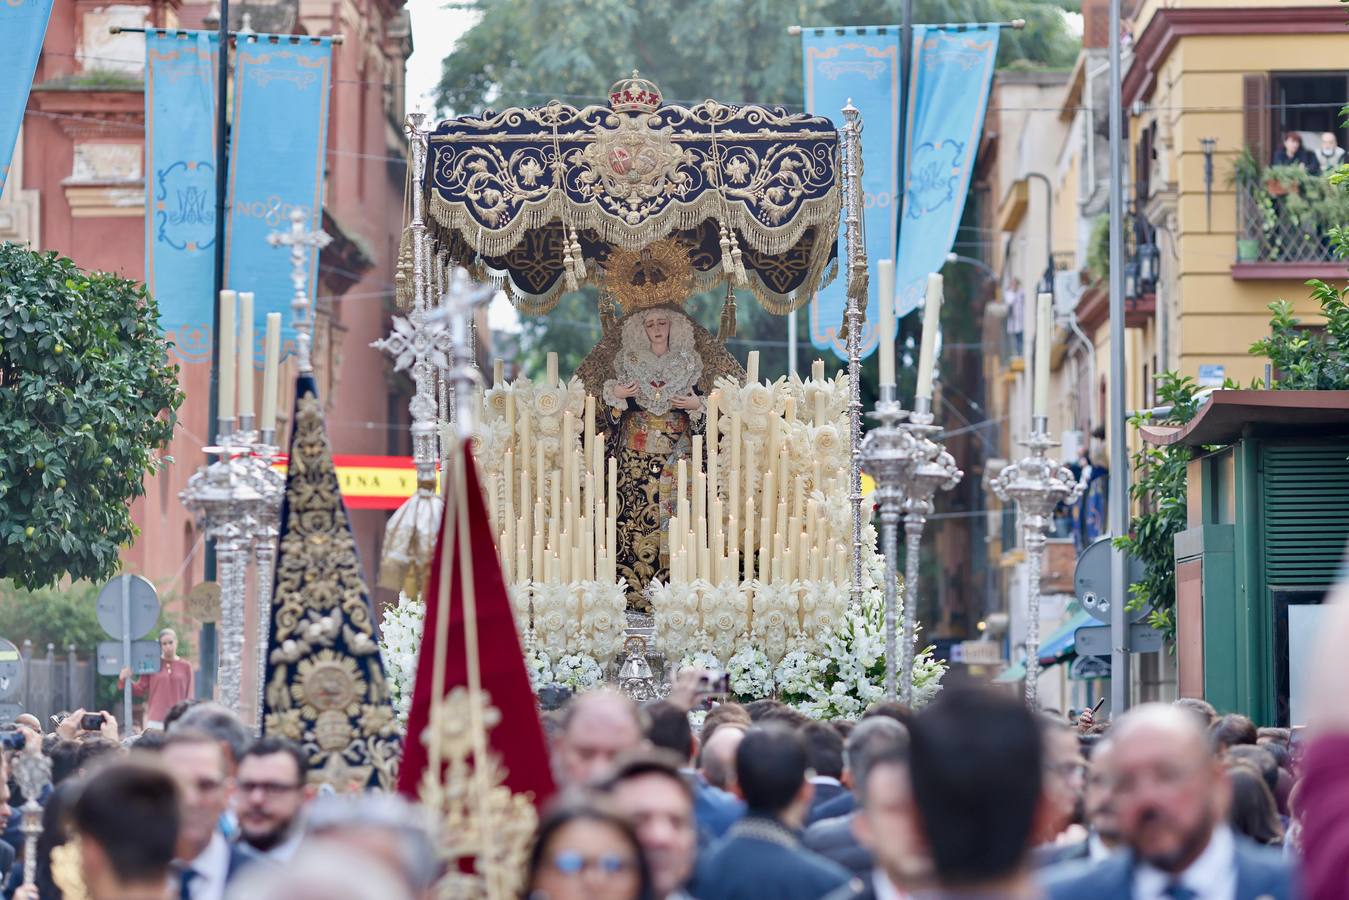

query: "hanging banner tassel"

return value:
[718, 284, 737, 340]
[569, 228, 587, 281]
[394, 226, 415, 309]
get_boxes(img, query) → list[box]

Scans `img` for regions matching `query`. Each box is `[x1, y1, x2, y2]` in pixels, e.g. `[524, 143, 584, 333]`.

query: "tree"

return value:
[0, 245, 184, 590]
[437, 0, 1079, 116]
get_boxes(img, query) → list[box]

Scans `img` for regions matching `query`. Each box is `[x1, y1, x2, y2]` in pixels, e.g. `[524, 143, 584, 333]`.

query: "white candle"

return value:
[1034, 291, 1053, 421]
[238, 292, 255, 417]
[546, 351, 559, 385]
[812, 359, 825, 381]
[260, 312, 281, 434]
[493, 358, 504, 386]
[217, 291, 236, 423]
[746, 350, 759, 384]
[915, 273, 943, 400]
[877, 259, 895, 387]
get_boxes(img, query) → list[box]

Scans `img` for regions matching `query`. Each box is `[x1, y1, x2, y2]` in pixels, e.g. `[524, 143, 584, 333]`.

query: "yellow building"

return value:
[1127, 0, 1349, 387]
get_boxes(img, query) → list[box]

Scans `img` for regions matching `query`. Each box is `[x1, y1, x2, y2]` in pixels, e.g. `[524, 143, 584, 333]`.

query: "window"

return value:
[1246, 71, 1349, 165]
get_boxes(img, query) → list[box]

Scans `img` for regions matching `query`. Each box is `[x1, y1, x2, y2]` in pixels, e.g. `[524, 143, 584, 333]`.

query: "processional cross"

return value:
[266, 208, 332, 373]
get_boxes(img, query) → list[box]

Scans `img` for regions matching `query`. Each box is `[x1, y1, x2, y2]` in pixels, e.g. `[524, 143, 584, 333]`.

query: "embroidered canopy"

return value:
[420, 73, 841, 316]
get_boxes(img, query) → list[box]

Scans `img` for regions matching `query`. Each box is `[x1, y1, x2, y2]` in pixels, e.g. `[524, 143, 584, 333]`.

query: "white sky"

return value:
[403, 0, 477, 115]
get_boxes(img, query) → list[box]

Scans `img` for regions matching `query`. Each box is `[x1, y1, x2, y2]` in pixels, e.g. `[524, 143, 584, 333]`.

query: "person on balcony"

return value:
[1316, 132, 1345, 173]
[1272, 131, 1320, 174]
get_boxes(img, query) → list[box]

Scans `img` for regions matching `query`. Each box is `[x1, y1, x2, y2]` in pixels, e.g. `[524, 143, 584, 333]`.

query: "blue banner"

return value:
[0, 0, 55, 198]
[895, 26, 999, 317]
[225, 36, 333, 348]
[802, 28, 900, 359]
[145, 30, 219, 360]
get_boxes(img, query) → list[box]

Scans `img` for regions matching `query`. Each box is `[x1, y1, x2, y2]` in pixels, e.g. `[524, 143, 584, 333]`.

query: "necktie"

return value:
[1163, 882, 1197, 900]
[178, 866, 198, 900]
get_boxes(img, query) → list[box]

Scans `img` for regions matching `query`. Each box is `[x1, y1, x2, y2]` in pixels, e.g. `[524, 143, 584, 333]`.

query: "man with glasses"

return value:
[1036, 717, 1088, 849]
[236, 737, 311, 861]
[1043, 704, 1294, 900]
[161, 729, 253, 900]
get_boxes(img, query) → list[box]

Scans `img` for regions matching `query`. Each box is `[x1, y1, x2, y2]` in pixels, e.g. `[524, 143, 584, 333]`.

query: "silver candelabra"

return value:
[992, 417, 1085, 709]
[860, 391, 962, 704]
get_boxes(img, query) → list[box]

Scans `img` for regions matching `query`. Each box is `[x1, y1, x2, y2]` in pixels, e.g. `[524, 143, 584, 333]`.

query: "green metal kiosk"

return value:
[1141, 391, 1349, 726]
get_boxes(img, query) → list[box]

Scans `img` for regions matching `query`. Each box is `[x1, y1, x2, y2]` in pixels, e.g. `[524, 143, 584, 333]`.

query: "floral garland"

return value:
[377, 592, 425, 722]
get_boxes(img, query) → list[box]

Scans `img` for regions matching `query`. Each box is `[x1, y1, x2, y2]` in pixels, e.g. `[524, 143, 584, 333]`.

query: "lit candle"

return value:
[877, 259, 895, 387]
[746, 350, 759, 384]
[218, 291, 237, 424]
[260, 312, 281, 434]
[812, 359, 825, 381]
[915, 273, 943, 400]
[238, 292, 255, 418]
[1034, 291, 1053, 421]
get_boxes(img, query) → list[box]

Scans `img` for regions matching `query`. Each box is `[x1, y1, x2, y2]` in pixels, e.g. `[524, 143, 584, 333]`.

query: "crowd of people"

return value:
[3, 591, 1349, 899]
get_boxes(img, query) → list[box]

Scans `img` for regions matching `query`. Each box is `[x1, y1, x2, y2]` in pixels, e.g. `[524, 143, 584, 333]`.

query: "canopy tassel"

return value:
[718, 283, 737, 340]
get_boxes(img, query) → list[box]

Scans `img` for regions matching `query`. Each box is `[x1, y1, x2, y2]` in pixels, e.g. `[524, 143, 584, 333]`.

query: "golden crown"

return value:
[604, 240, 693, 314]
[608, 70, 663, 114]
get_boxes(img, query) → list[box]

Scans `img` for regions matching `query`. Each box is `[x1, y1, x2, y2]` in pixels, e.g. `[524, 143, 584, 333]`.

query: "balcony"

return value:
[1233, 165, 1349, 280]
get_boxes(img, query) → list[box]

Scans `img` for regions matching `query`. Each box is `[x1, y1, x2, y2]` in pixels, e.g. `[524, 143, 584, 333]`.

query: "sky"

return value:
[403, 0, 476, 115]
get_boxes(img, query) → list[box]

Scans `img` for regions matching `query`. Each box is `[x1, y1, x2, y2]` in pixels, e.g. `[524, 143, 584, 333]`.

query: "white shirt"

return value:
[1088, 832, 1115, 862]
[872, 868, 909, 900]
[1133, 825, 1237, 900]
[180, 831, 230, 900]
[810, 775, 843, 788]
[258, 828, 303, 862]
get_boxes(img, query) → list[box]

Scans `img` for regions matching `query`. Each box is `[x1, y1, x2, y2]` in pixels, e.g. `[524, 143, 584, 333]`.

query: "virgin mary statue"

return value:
[576, 241, 744, 608]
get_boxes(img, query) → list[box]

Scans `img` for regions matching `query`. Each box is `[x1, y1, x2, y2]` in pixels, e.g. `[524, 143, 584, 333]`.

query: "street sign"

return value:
[0, 639, 23, 702]
[1074, 537, 1148, 625]
[95, 640, 162, 677]
[953, 640, 1004, 666]
[186, 582, 221, 623]
[96, 575, 160, 640]
[1074, 622, 1165, 658]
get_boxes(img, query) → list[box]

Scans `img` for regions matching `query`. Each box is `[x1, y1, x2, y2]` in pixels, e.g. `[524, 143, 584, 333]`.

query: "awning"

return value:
[992, 610, 1096, 683]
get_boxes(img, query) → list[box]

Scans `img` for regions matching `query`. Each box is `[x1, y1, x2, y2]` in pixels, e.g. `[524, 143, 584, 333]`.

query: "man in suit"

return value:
[604, 751, 701, 900]
[71, 760, 181, 900]
[644, 700, 743, 842]
[821, 720, 925, 900]
[802, 722, 847, 823]
[695, 724, 851, 900]
[908, 689, 1045, 898]
[162, 729, 255, 900]
[1038, 737, 1123, 869]
[805, 717, 908, 879]
[1043, 704, 1295, 900]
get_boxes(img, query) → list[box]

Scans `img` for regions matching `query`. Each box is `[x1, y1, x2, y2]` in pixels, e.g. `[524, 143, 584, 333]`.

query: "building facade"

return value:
[5, 0, 411, 701]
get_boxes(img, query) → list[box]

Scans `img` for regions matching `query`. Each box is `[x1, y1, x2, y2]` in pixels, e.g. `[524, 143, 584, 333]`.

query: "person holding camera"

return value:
[117, 627, 194, 730]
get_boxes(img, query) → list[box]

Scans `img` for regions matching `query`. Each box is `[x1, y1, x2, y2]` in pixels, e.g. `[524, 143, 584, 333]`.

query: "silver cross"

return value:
[267, 208, 332, 374]
[426, 267, 496, 438]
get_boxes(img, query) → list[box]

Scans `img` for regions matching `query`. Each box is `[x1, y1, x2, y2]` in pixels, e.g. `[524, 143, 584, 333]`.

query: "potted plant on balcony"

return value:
[1265, 164, 1305, 197]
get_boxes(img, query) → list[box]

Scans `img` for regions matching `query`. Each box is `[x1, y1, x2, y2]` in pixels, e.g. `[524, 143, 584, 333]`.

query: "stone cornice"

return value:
[1124, 6, 1349, 107]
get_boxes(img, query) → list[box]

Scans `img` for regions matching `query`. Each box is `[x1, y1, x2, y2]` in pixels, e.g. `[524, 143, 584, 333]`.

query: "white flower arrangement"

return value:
[651, 579, 700, 662]
[726, 646, 774, 699]
[378, 592, 425, 722]
[526, 649, 555, 690]
[552, 653, 605, 690]
[578, 579, 628, 661]
[677, 650, 723, 674]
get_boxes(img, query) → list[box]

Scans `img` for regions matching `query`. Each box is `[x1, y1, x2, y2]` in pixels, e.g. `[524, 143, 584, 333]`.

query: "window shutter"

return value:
[1243, 73, 1270, 164]
[1262, 441, 1349, 587]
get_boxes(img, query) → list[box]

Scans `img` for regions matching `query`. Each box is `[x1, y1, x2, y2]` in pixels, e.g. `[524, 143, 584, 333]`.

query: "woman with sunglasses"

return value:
[526, 799, 655, 900]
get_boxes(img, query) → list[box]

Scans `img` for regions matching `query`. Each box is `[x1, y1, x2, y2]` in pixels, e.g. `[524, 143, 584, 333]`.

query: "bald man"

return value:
[1043, 704, 1294, 900]
[699, 724, 745, 793]
[553, 690, 647, 787]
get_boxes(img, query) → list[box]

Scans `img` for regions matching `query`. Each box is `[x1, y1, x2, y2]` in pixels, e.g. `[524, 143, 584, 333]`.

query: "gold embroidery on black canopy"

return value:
[263, 384, 402, 791]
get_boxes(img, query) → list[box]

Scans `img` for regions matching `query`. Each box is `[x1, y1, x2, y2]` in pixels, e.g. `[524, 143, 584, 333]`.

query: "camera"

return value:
[696, 670, 731, 697]
[0, 728, 23, 752]
[81, 713, 105, 731]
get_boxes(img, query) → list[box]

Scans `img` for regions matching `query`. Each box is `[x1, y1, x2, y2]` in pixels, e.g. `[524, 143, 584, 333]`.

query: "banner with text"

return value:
[145, 30, 219, 360]
[802, 27, 900, 360]
[0, 0, 55, 198]
[895, 26, 999, 317]
[225, 35, 333, 348]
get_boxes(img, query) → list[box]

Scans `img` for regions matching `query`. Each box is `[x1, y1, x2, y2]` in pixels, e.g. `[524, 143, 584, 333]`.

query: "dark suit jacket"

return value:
[803, 814, 872, 880]
[690, 777, 744, 846]
[809, 781, 847, 815]
[822, 874, 876, 900]
[1042, 835, 1295, 900]
[694, 815, 851, 900]
[807, 789, 855, 826]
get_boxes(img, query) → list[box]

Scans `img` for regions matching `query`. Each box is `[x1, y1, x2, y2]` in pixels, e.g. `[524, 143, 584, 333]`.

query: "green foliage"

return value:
[0, 245, 184, 590]
[1232, 155, 1349, 262]
[1113, 373, 1203, 638]
[1249, 290, 1349, 390]
[1086, 215, 1109, 283]
[437, 0, 1080, 115]
[0, 579, 195, 713]
[35, 69, 144, 92]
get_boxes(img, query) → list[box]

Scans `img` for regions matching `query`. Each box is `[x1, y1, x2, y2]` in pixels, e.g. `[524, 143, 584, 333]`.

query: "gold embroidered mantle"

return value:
[263, 379, 402, 791]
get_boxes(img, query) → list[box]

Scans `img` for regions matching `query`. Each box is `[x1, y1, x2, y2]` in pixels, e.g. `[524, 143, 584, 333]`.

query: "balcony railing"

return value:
[1235, 168, 1347, 267]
